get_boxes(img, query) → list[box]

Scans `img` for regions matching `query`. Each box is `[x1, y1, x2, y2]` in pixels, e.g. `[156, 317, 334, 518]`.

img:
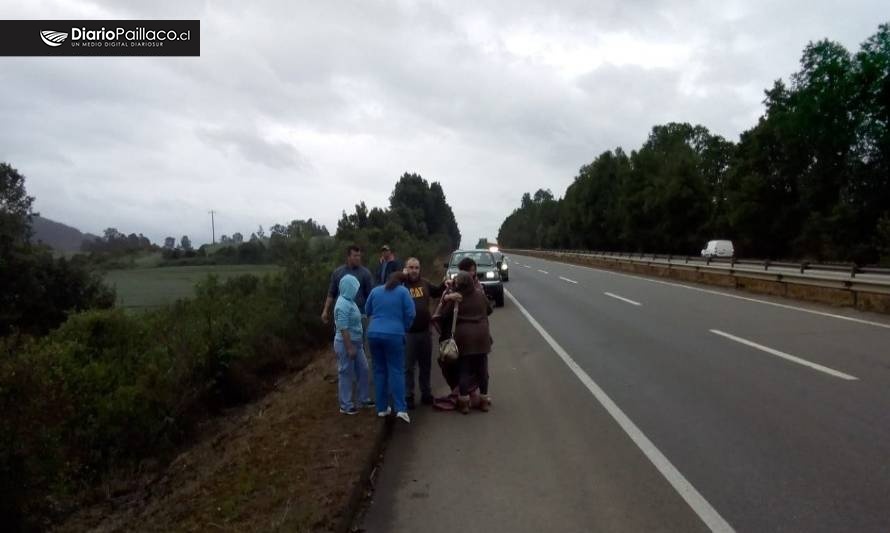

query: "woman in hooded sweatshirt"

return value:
[365, 272, 416, 423]
[333, 274, 372, 415]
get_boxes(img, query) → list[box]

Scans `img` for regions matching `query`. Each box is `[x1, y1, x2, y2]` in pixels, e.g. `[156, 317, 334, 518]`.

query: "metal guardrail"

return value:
[506, 248, 890, 294]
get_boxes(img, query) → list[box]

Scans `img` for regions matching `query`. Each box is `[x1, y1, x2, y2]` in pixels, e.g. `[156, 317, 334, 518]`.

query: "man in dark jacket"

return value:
[377, 244, 404, 287]
[401, 257, 449, 408]
[321, 244, 374, 325]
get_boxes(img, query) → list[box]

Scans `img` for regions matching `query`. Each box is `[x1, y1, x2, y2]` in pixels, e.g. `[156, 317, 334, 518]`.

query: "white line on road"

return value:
[537, 269, 549, 274]
[506, 290, 734, 533]
[558, 261, 890, 330]
[709, 329, 859, 381]
[559, 276, 578, 284]
[523, 265, 531, 269]
[604, 292, 642, 306]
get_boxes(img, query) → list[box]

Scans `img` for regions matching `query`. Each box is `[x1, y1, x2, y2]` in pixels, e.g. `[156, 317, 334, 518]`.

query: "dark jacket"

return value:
[328, 264, 374, 310]
[440, 287, 492, 355]
[377, 258, 404, 286]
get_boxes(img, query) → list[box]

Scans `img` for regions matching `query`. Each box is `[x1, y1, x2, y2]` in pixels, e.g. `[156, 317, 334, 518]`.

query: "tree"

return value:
[1, 163, 114, 337]
[388, 173, 461, 250]
[0, 162, 35, 253]
[232, 232, 244, 244]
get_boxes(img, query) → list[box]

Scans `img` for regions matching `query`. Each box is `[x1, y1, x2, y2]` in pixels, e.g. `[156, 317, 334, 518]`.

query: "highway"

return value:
[362, 253, 890, 532]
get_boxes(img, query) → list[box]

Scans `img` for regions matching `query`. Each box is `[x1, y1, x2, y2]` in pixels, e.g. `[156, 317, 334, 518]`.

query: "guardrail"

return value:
[525, 249, 890, 277]
[504, 248, 890, 313]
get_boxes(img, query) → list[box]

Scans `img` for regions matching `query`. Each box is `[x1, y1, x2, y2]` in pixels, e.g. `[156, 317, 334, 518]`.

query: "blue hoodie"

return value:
[365, 284, 416, 337]
[334, 275, 364, 342]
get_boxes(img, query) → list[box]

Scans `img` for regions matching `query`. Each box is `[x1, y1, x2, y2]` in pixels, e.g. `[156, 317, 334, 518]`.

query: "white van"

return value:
[701, 240, 734, 258]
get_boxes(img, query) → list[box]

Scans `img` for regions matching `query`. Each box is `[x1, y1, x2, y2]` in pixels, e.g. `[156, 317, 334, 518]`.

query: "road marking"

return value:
[537, 269, 549, 274]
[554, 260, 890, 330]
[709, 329, 858, 381]
[506, 290, 734, 533]
[604, 292, 642, 306]
[523, 265, 531, 269]
[559, 276, 578, 284]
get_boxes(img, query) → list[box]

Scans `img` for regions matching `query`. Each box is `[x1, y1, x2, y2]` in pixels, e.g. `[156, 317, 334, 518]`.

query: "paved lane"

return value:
[506, 254, 890, 532]
[362, 302, 709, 532]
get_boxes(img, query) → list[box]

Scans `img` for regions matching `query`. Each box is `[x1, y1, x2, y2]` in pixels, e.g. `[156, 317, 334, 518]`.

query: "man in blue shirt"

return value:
[321, 245, 374, 325]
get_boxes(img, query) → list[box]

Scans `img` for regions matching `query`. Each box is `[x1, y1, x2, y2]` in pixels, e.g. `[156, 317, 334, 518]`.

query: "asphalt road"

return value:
[362, 254, 890, 532]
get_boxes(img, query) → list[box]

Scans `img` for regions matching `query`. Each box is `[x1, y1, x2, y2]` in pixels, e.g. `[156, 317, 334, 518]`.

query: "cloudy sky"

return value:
[2, 1, 887, 248]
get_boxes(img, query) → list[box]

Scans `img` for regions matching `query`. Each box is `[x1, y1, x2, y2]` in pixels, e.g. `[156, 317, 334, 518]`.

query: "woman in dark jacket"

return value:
[440, 271, 492, 414]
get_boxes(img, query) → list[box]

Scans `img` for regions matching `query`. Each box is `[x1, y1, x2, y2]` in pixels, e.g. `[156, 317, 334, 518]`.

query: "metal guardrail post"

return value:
[800, 262, 808, 274]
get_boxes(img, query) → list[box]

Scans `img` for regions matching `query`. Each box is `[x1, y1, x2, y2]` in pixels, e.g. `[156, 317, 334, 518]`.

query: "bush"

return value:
[0, 264, 330, 529]
[0, 247, 115, 337]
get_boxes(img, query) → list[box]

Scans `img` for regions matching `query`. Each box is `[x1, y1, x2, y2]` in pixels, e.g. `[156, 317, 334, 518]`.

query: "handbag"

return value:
[437, 301, 460, 363]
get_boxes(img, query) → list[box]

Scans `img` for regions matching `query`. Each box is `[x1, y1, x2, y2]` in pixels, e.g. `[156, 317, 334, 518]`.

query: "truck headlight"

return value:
[485, 271, 496, 279]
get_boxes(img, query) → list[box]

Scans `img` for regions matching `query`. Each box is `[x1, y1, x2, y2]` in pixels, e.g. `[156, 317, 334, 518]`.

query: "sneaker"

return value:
[406, 396, 416, 410]
[361, 399, 375, 409]
[396, 411, 411, 423]
[339, 407, 358, 415]
[420, 394, 434, 405]
[377, 407, 392, 418]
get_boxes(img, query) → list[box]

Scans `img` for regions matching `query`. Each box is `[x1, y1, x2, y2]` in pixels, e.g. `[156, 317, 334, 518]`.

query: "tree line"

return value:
[498, 24, 890, 264]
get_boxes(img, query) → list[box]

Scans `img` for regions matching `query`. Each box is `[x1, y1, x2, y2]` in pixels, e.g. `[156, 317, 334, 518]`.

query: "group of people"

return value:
[321, 244, 493, 423]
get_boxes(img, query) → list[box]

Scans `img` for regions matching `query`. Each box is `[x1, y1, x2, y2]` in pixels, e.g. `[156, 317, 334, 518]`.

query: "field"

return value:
[104, 264, 282, 310]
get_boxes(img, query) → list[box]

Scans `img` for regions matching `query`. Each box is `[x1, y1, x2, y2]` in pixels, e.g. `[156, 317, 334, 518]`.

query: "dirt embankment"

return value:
[57, 352, 381, 533]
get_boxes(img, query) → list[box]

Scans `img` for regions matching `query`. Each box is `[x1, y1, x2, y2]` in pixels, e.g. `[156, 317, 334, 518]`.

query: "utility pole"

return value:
[209, 210, 216, 244]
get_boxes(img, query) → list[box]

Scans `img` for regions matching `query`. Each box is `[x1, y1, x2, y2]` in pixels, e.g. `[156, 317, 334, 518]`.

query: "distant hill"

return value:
[30, 215, 95, 251]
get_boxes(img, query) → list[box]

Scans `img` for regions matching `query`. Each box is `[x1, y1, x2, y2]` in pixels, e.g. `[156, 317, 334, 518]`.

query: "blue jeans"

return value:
[368, 333, 407, 413]
[334, 338, 370, 411]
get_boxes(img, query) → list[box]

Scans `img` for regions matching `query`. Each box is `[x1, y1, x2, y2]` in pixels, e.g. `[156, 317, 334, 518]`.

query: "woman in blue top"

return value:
[365, 271, 416, 423]
[333, 274, 372, 415]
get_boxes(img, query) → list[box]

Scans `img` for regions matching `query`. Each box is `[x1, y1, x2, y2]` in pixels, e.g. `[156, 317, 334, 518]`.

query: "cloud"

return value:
[0, 0, 887, 246]
[196, 126, 307, 170]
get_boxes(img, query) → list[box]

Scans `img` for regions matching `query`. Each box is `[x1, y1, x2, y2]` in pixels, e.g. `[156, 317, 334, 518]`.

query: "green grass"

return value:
[104, 264, 282, 310]
[132, 252, 163, 267]
[51, 250, 86, 260]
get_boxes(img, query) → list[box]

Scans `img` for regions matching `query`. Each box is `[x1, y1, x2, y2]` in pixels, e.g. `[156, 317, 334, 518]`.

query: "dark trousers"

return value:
[405, 331, 432, 400]
[458, 353, 489, 396]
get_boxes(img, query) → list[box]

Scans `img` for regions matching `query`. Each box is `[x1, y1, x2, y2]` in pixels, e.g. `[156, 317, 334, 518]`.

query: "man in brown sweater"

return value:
[402, 257, 450, 409]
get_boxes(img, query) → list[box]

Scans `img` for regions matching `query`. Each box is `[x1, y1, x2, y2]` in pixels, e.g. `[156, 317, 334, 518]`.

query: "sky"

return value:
[1, 1, 887, 249]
